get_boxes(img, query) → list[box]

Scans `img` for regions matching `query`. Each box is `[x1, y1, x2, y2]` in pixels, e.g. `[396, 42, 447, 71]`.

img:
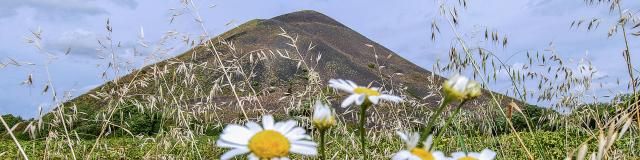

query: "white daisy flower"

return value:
[392, 131, 446, 160]
[312, 100, 336, 129]
[328, 79, 403, 108]
[450, 149, 496, 160]
[216, 115, 317, 160]
[443, 75, 481, 101]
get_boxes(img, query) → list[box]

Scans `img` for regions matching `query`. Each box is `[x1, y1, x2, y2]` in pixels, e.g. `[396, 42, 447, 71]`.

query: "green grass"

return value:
[0, 136, 222, 159]
[1, 131, 637, 159]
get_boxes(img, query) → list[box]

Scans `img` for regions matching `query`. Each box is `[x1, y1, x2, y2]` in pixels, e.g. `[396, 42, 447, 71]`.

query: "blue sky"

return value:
[0, 0, 639, 118]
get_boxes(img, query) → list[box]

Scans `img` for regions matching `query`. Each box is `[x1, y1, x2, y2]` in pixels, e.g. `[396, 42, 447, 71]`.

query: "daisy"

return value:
[443, 75, 481, 101]
[450, 149, 496, 160]
[216, 115, 317, 160]
[312, 100, 336, 129]
[328, 79, 403, 108]
[392, 131, 446, 160]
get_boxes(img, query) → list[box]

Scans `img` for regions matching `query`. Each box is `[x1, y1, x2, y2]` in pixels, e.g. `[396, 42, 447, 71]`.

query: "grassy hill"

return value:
[42, 10, 520, 136]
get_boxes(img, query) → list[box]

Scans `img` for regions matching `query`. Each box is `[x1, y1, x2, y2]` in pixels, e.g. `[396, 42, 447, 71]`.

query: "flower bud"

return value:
[443, 75, 482, 101]
[312, 100, 335, 129]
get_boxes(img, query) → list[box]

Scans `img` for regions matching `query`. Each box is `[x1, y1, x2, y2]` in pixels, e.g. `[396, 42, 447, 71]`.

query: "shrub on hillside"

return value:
[0, 114, 30, 140]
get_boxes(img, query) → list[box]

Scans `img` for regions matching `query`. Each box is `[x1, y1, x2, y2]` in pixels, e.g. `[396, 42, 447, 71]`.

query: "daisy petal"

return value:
[291, 140, 317, 147]
[285, 127, 308, 140]
[274, 121, 284, 130]
[423, 134, 433, 150]
[368, 96, 380, 104]
[216, 139, 248, 149]
[432, 151, 446, 160]
[248, 153, 259, 160]
[480, 149, 496, 160]
[220, 125, 253, 145]
[262, 115, 275, 130]
[396, 131, 409, 143]
[245, 121, 263, 133]
[220, 148, 249, 160]
[290, 144, 318, 156]
[451, 152, 467, 159]
[328, 79, 354, 93]
[380, 94, 403, 103]
[276, 120, 297, 134]
[345, 79, 358, 88]
[468, 152, 482, 158]
[391, 150, 412, 160]
[341, 94, 359, 108]
[355, 94, 366, 105]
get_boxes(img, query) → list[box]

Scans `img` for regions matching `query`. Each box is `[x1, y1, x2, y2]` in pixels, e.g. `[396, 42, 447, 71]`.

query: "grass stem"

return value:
[420, 97, 451, 146]
[0, 115, 28, 160]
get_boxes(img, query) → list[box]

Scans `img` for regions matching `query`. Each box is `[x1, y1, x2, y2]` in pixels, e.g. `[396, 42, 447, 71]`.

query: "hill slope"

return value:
[56, 10, 517, 134]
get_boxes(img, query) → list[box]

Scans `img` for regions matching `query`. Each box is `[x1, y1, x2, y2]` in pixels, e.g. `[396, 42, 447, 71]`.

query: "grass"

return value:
[1, 131, 637, 159]
[0, 136, 222, 159]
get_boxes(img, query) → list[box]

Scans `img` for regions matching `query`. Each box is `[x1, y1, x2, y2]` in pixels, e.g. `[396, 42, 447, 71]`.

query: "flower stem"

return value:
[436, 100, 467, 139]
[319, 128, 326, 160]
[359, 101, 370, 160]
[420, 97, 451, 146]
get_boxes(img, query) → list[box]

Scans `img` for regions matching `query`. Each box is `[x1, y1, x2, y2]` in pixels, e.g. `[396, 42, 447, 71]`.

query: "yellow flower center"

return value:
[410, 148, 435, 160]
[248, 130, 290, 158]
[458, 156, 479, 160]
[354, 87, 381, 96]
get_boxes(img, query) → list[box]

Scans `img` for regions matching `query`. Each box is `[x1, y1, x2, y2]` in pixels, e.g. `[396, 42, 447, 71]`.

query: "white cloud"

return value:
[0, 0, 137, 20]
[111, 0, 138, 9]
[44, 28, 144, 59]
[45, 29, 100, 57]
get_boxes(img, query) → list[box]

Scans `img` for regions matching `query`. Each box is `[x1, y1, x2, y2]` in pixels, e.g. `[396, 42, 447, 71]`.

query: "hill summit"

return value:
[59, 10, 512, 133]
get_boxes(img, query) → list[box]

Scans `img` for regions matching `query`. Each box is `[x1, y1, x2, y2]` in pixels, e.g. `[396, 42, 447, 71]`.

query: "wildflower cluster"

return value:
[215, 75, 495, 160]
[392, 132, 496, 160]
